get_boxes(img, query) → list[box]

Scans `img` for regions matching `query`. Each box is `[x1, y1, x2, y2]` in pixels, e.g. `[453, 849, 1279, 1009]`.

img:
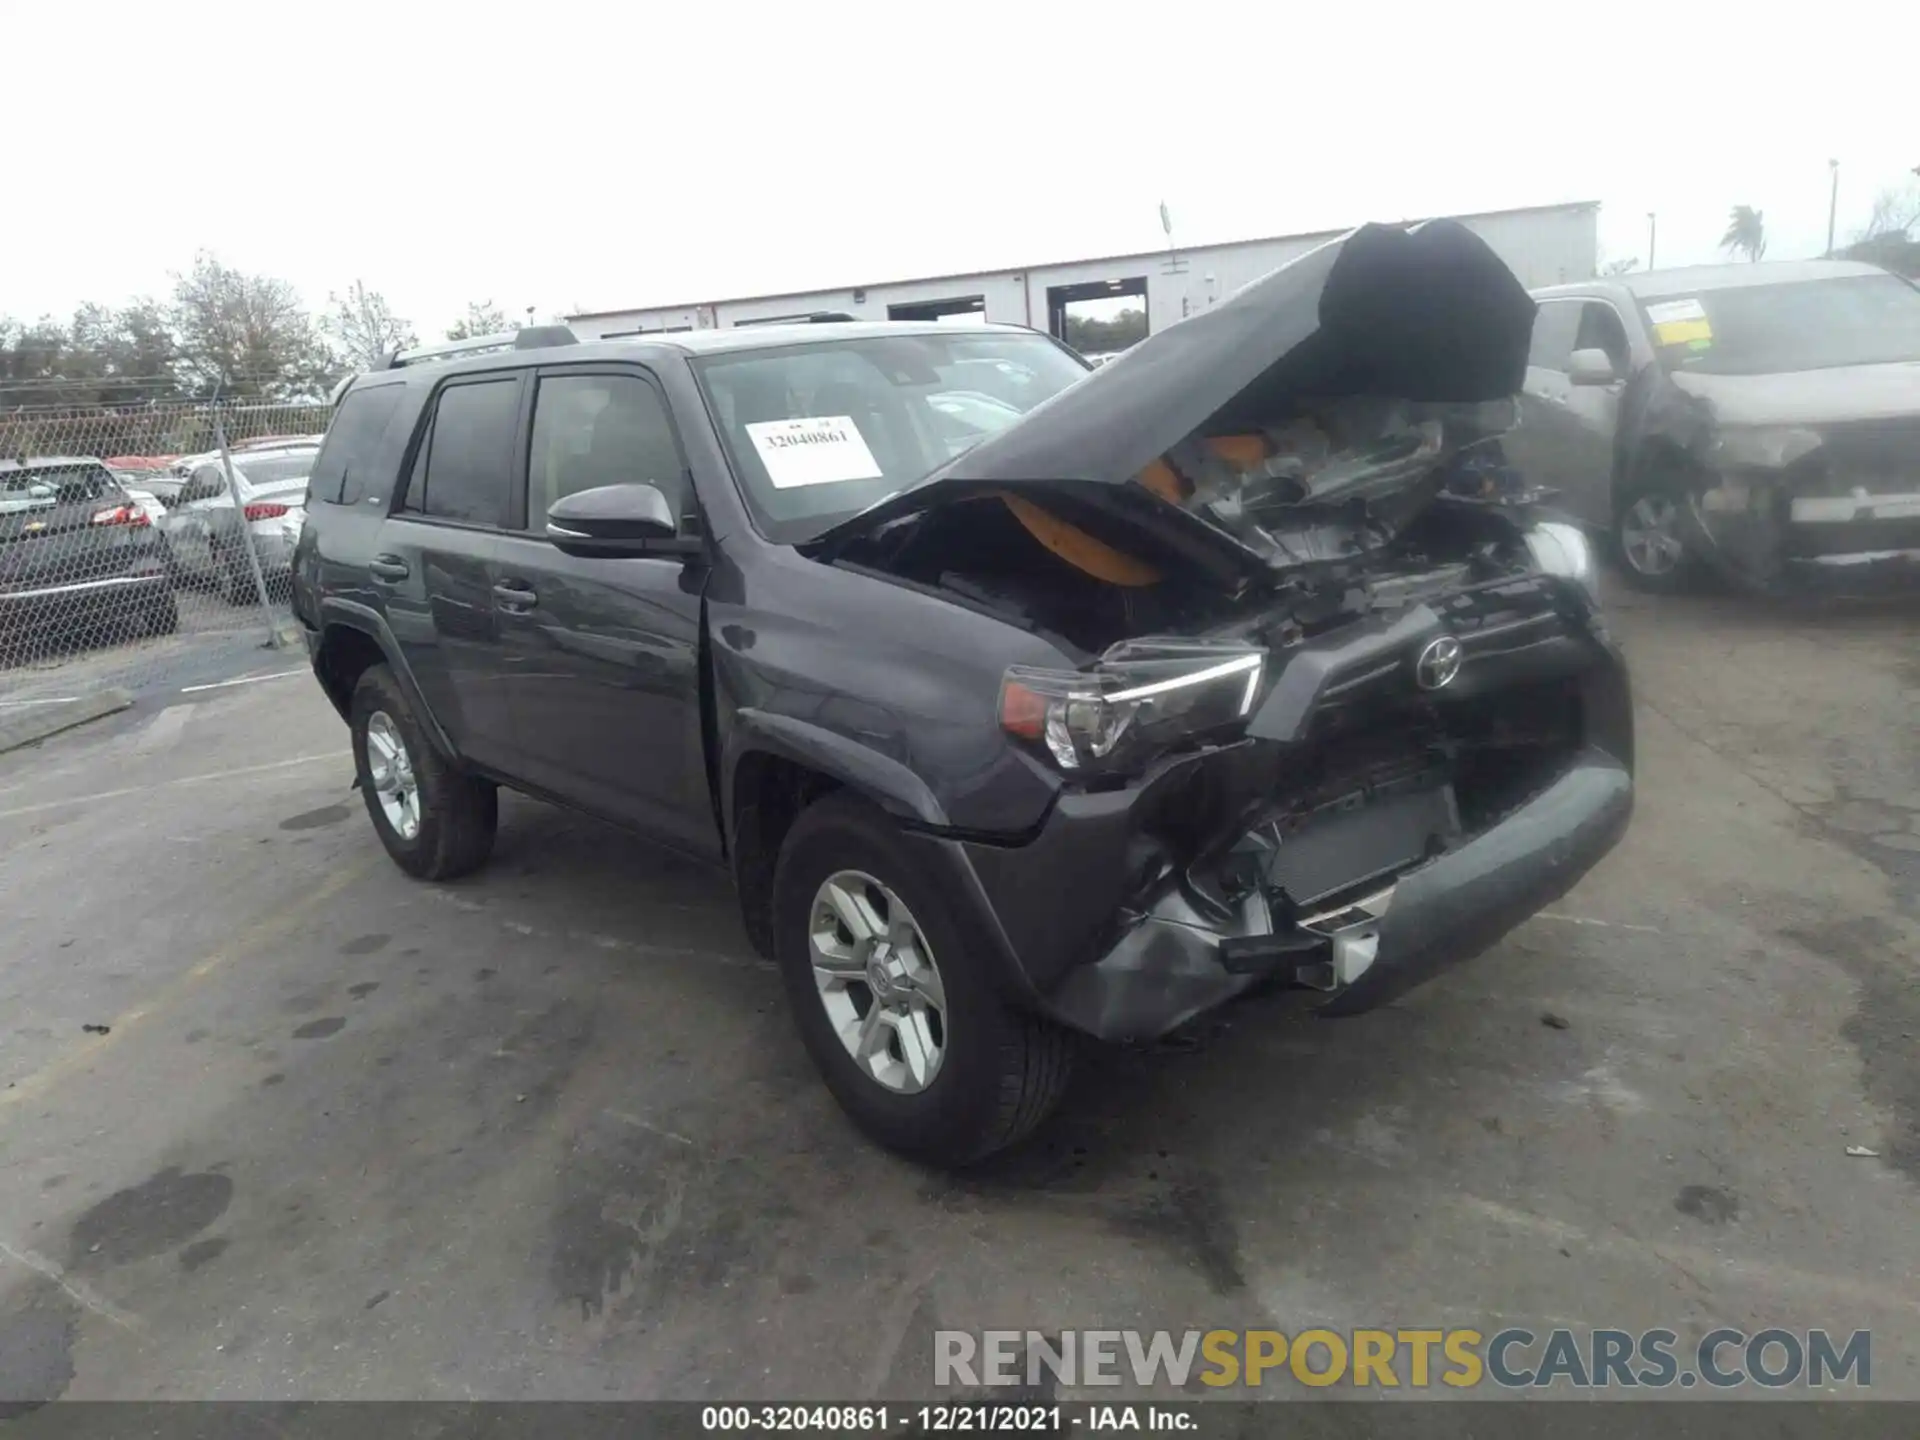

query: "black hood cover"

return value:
[809, 218, 1538, 567]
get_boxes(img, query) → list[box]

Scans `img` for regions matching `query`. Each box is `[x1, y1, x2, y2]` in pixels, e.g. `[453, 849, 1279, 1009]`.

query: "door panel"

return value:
[372, 518, 513, 770]
[492, 363, 719, 856]
[1554, 383, 1622, 526]
[491, 538, 716, 853]
[1509, 300, 1615, 525]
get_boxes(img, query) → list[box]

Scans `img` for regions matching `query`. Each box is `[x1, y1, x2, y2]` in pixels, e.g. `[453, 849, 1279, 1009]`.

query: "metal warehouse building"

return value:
[566, 200, 1599, 345]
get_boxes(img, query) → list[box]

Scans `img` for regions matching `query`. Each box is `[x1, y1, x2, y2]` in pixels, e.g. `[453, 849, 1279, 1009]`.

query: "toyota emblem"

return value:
[1414, 635, 1463, 691]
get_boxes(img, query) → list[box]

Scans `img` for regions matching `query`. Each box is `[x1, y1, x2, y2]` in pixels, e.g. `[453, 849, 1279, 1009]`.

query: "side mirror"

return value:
[546, 483, 694, 558]
[1568, 348, 1618, 387]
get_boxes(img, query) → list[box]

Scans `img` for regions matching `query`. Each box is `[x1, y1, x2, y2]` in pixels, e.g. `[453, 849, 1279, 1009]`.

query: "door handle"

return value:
[492, 580, 538, 612]
[368, 554, 410, 582]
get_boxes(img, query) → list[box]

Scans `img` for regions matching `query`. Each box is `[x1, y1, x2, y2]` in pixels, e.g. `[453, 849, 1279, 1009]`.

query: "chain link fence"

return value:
[1, 399, 330, 719]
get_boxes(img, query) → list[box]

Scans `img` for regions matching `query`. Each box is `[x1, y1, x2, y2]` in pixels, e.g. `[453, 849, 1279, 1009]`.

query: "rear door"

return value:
[375, 372, 525, 772]
[490, 364, 719, 856]
[164, 464, 227, 580]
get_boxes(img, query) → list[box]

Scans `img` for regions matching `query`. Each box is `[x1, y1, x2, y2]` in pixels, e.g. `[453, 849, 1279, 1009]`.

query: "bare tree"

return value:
[323, 280, 416, 370]
[1842, 182, 1920, 276]
[170, 252, 334, 399]
[447, 301, 511, 341]
[1859, 183, 1920, 242]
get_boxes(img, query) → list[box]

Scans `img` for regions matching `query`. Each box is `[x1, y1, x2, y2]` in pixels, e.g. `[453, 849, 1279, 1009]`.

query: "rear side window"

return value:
[311, 384, 405, 506]
[404, 378, 520, 527]
[1527, 302, 1582, 372]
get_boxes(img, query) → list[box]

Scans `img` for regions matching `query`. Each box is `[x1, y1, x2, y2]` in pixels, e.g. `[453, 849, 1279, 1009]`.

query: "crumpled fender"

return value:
[1616, 363, 1786, 589]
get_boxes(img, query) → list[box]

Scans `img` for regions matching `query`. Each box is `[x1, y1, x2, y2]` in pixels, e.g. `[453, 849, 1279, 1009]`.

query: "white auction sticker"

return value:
[745, 416, 884, 489]
[1644, 298, 1707, 325]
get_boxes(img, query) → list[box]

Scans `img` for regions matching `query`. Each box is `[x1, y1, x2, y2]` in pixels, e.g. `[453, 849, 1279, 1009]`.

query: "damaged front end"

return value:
[1671, 418, 1920, 595]
[811, 220, 1635, 1038]
[960, 563, 1634, 1039]
[1620, 280, 1920, 596]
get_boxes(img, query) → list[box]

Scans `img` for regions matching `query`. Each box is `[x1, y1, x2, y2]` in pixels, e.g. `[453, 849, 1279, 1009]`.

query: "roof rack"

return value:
[374, 324, 579, 372]
[730, 311, 860, 328]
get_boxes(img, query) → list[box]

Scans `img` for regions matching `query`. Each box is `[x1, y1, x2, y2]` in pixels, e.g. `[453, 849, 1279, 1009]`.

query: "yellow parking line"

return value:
[0, 853, 379, 1118]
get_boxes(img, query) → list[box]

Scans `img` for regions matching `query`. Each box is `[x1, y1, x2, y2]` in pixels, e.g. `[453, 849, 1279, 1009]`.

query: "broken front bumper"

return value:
[928, 594, 1635, 1043]
[1687, 485, 1920, 596]
[1034, 750, 1632, 1039]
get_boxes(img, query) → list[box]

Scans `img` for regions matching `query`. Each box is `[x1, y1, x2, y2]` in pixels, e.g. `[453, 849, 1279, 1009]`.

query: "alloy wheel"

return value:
[808, 870, 948, 1094]
[1620, 494, 1686, 577]
[365, 711, 421, 841]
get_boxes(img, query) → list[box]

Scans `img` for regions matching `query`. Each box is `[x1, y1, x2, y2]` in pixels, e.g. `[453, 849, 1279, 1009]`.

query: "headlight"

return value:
[1713, 425, 1823, 471]
[999, 639, 1265, 773]
[1524, 521, 1601, 606]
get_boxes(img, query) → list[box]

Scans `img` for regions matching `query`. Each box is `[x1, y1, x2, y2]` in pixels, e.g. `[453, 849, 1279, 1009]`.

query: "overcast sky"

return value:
[8, 2, 1915, 336]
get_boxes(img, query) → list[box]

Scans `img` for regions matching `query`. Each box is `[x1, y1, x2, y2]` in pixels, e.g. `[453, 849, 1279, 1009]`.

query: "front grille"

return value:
[1811, 418, 1920, 491]
[1306, 576, 1572, 726]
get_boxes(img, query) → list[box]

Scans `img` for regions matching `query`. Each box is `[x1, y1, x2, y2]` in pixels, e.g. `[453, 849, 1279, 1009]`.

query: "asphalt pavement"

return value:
[0, 580, 1915, 1409]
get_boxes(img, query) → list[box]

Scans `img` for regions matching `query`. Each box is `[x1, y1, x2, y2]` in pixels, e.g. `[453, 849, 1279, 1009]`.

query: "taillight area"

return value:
[90, 504, 150, 528]
[243, 502, 290, 522]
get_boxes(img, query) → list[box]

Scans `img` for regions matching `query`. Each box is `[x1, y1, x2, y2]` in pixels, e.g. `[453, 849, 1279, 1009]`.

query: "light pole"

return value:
[1646, 212, 1657, 271]
[1826, 159, 1840, 257]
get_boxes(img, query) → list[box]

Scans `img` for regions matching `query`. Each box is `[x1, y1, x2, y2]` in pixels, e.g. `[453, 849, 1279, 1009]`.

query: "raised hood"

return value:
[809, 219, 1538, 577]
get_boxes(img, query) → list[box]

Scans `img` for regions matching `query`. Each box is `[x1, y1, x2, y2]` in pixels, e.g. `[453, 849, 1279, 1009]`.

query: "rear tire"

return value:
[771, 792, 1073, 1166]
[217, 543, 256, 606]
[144, 589, 179, 636]
[349, 664, 497, 881]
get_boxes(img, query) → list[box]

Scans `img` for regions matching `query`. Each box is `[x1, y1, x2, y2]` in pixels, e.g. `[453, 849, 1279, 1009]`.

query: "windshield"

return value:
[235, 452, 318, 486]
[1643, 273, 1920, 376]
[694, 331, 1089, 541]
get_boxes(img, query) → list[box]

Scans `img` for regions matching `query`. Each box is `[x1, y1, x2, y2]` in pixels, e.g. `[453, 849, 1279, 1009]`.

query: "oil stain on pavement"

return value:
[279, 805, 350, 831]
[1674, 1184, 1740, 1225]
[68, 1167, 234, 1269]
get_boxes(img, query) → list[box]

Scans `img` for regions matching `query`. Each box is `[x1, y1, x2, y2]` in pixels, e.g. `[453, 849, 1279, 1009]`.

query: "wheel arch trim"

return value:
[316, 597, 457, 761]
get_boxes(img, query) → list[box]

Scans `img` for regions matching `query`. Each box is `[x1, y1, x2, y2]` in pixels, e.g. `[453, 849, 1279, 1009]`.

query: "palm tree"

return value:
[1721, 206, 1767, 262]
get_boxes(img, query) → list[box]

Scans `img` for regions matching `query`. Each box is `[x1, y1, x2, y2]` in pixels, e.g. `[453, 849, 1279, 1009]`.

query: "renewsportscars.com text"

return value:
[936, 1327, 1871, 1390]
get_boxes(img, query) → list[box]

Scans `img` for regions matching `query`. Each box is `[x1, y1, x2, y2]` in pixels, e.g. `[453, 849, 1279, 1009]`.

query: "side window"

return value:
[1575, 302, 1632, 377]
[526, 372, 684, 534]
[404, 378, 519, 527]
[184, 464, 227, 502]
[311, 383, 405, 506]
[1527, 302, 1582, 373]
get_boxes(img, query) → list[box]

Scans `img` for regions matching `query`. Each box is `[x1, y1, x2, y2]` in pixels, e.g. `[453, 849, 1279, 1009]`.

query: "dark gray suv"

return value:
[292, 220, 1635, 1165]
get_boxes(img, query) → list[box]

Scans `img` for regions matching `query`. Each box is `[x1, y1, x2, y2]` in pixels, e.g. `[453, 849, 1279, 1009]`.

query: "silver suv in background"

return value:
[1514, 260, 1920, 594]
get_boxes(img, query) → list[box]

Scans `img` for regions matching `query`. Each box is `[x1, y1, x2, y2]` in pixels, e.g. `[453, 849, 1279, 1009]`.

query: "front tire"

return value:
[1611, 478, 1699, 593]
[771, 792, 1073, 1166]
[349, 664, 497, 881]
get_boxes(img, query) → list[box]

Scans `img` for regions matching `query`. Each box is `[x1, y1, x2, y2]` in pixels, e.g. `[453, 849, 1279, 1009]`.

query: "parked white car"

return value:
[162, 448, 317, 602]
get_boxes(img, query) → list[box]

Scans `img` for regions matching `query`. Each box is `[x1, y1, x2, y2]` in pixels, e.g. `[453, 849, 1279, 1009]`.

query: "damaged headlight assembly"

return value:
[1523, 521, 1602, 606]
[1713, 425, 1824, 471]
[999, 640, 1265, 773]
